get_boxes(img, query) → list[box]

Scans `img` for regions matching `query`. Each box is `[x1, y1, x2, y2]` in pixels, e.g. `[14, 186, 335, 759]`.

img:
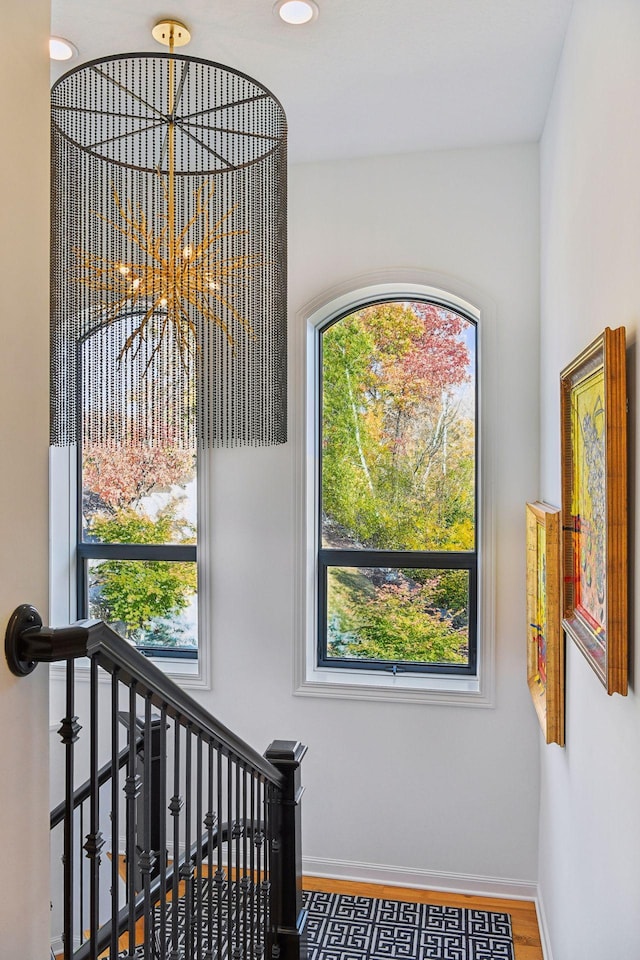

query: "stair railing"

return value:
[5, 604, 307, 960]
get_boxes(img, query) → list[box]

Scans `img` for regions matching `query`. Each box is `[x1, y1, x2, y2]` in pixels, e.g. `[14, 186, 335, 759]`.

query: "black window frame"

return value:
[317, 296, 479, 677]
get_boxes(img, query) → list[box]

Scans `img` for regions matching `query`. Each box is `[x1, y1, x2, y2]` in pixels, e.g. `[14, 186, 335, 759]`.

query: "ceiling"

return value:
[50, 0, 574, 164]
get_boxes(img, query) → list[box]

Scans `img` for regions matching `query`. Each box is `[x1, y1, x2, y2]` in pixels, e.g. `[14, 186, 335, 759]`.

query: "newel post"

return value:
[264, 740, 308, 960]
[117, 713, 165, 893]
[136, 717, 165, 891]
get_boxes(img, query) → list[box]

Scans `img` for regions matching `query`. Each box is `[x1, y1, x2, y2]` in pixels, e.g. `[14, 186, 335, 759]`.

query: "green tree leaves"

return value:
[322, 301, 474, 553]
[83, 443, 197, 646]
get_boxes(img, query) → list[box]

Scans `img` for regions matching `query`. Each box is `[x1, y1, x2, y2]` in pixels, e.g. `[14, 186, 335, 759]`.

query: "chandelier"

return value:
[51, 21, 287, 448]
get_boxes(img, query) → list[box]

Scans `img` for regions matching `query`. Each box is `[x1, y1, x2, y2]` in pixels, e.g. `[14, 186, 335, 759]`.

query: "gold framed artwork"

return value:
[560, 326, 627, 696]
[526, 501, 564, 745]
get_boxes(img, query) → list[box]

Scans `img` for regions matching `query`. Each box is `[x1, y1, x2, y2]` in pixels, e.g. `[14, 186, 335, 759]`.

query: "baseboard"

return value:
[114, 841, 540, 906]
[535, 888, 554, 960]
[302, 856, 538, 902]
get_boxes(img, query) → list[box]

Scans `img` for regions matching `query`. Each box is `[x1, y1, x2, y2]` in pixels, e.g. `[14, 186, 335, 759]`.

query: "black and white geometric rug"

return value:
[305, 891, 514, 960]
[122, 887, 514, 960]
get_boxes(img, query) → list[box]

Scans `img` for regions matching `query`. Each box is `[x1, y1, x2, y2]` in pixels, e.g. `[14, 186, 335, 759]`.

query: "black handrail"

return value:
[6, 605, 284, 786]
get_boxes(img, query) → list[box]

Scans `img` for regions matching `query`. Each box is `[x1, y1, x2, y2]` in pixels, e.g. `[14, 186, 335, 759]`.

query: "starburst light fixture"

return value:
[51, 20, 287, 448]
[78, 180, 255, 370]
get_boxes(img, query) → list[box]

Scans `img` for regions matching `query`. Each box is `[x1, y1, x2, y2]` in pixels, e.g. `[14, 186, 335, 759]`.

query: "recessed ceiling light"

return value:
[49, 36, 78, 61]
[273, 0, 319, 25]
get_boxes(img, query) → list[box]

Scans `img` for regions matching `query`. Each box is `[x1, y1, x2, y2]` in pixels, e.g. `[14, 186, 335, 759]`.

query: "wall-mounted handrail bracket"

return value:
[5, 603, 43, 676]
[4, 603, 90, 676]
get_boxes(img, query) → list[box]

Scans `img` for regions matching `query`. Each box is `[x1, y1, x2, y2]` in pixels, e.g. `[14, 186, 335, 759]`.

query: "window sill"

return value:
[295, 664, 493, 707]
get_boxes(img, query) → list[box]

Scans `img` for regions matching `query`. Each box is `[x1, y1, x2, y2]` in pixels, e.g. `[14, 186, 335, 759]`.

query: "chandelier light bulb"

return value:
[273, 0, 319, 25]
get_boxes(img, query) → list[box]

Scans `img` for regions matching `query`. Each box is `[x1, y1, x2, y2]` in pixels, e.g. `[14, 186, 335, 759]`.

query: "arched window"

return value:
[317, 296, 478, 677]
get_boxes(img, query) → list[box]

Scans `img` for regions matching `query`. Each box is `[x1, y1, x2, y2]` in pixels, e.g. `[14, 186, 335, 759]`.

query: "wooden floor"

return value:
[303, 876, 543, 960]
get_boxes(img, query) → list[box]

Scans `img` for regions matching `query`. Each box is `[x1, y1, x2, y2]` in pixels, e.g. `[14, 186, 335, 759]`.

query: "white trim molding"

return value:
[535, 889, 554, 960]
[302, 855, 538, 903]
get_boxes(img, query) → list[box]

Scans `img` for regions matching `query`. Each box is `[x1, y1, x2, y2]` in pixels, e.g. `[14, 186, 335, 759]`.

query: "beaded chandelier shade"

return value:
[51, 50, 287, 448]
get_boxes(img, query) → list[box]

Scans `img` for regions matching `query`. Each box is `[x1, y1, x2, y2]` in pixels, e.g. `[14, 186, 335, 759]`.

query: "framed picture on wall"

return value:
[526, 501, 564, 745]
[560, 326, 627, 696]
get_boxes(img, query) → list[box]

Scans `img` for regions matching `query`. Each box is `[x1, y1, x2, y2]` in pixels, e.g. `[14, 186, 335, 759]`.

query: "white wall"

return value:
[539, 1, 640, 957]
[195, 143, 542, 888]
[0, 3, 51, 957]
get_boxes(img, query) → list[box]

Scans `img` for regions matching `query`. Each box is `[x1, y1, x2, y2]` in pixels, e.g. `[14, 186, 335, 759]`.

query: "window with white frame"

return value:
[312, 293, 479, 683]
[50, 333, 206, 677]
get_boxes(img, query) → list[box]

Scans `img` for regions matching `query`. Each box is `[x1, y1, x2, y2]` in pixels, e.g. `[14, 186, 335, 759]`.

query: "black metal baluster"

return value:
[85, 657, 105, 960]
[215, 748, 224, 959]
[257, 777, 266, 957]
[249, 773, 256, 960]
[267, 775, 272, 953]
[266, 780, 278, 960]
[79, 803, 85, 946]
[110, 671, 120, 960]
[205, 740, 215, 960]
[227, 754, 233, 960]
[124, 682, 139, 959]
[268, 779, 276, 955]
[141, 693, 156, 960]
[158, 705, 168, 960]
[169, 720, 182, 960]
[234, 761, 242, 960]
[183, 724, 194, 960]
[254, 778, 260, 956]
[195, 734, 204, 958]
[60, 660, 81, 960]
[241, 767, 249, 960]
